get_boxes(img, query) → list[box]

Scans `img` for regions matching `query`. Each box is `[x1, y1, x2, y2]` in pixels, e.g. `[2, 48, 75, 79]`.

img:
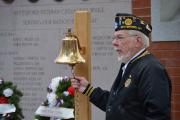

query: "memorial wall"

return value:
[0, 0, 131, 119]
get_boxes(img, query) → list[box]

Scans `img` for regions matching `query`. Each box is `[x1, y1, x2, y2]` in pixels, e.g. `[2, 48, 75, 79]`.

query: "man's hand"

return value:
[71, 76, 89, 93]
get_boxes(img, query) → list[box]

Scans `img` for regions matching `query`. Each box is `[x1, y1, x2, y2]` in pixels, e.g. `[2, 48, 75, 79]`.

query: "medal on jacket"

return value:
[124, 75, 132, 87]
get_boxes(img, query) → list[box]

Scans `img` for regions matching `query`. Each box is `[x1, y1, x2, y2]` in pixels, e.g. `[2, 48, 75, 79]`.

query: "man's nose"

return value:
[112, 39, 119, 46]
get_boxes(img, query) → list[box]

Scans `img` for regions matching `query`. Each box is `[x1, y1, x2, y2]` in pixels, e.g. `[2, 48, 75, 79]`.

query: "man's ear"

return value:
[135, 36, 143, 47]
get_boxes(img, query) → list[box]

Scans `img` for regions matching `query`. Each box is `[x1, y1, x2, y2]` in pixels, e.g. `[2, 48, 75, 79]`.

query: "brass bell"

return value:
[55, 28, 85, 66]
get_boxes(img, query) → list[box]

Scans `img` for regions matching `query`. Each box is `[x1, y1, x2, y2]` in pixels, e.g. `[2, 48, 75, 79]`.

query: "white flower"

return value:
[47, 93, 57, 107]
[49, 76, 63, 92]
[3, 88, 13, 97]
[63, 91, 69, 96]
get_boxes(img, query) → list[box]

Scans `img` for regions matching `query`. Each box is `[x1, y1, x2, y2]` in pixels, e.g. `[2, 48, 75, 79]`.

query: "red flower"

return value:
[68, 86, 74, 96]
[0, 96, 8, 104]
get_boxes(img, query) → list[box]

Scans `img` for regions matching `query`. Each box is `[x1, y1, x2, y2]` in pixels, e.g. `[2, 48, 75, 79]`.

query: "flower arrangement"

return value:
[35, 76, 74, 120]
[0, 77, 23, 120]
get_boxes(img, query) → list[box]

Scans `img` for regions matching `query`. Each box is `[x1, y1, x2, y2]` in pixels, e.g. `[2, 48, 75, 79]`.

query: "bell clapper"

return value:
[71, 65, 75, 78]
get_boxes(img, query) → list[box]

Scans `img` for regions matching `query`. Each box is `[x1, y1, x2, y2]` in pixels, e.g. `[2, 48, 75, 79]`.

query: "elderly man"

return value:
[71, 13, 171, 120]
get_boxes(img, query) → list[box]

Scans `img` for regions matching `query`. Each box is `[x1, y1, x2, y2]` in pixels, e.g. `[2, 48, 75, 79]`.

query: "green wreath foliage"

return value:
[0, 80, 24, 120]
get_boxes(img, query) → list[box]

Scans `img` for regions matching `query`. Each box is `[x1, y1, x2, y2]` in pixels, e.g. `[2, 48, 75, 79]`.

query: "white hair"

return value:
[128, 30, 150, 48]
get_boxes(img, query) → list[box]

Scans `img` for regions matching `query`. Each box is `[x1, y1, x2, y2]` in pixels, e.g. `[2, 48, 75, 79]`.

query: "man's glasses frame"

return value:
[112, 35, 138, 41]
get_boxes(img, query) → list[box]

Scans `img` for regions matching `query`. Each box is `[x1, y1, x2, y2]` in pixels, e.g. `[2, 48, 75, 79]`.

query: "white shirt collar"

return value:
[122, 48, 146, 75]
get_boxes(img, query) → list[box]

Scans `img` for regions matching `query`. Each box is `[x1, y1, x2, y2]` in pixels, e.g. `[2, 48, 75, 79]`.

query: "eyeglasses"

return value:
[112, 35, 137, 41]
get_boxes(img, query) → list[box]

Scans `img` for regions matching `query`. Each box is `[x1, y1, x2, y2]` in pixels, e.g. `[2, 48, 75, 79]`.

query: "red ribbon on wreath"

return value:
[68, 86, 74, 96]
[0, 96, 8, 104]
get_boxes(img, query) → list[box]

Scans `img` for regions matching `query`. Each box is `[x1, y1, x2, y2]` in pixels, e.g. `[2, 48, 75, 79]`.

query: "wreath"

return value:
[0, 77, 24, 120]
[35, 76, 74, 120]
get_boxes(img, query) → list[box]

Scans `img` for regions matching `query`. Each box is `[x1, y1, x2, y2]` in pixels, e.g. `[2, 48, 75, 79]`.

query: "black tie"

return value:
[113, 63, 125, 90]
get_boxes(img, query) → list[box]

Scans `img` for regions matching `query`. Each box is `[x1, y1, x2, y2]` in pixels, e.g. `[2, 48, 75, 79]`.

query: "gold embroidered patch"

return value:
[124, 18, 133, 26]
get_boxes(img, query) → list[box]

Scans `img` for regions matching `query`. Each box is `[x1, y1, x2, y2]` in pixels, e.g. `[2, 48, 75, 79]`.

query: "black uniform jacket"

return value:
[89, 50, 171, 120]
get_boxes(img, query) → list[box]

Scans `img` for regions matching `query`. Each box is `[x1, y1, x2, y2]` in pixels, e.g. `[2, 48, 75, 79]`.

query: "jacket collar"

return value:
[122, 48, 150, 75]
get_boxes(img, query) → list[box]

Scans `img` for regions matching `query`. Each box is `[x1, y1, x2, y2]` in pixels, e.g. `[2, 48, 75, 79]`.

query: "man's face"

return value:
[112, 30, 138, 63]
